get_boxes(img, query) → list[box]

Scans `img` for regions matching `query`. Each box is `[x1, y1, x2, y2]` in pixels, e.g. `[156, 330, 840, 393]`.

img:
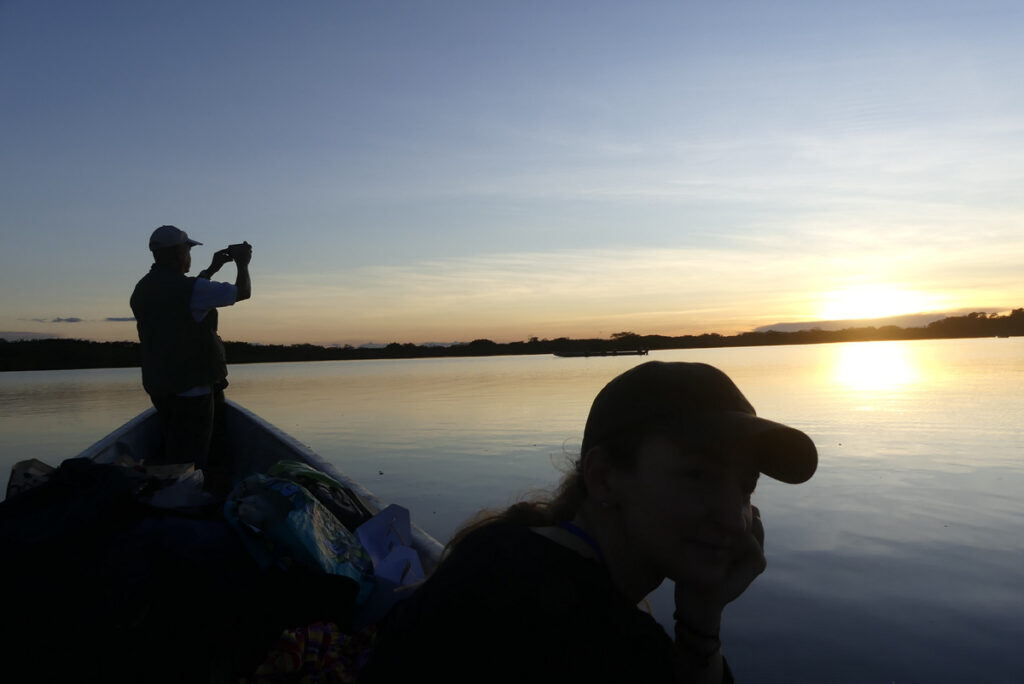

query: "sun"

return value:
[832, 340, 920, 392]
[817, 285, 941, 321]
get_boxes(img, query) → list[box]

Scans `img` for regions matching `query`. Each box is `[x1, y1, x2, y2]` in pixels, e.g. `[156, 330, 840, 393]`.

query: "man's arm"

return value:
[198, 249, 232, 281]
[228, 242, 252, 301]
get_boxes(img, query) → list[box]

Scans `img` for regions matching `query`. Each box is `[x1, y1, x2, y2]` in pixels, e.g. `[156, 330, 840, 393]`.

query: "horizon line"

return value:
[4, 306, 1016, 348]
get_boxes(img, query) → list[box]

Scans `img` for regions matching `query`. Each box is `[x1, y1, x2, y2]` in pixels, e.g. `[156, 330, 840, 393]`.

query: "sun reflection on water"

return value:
[832, 341, 921, 392]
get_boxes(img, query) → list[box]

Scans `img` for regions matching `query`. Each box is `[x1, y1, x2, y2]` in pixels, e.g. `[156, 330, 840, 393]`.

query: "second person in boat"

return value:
[360, 360, 818, 683]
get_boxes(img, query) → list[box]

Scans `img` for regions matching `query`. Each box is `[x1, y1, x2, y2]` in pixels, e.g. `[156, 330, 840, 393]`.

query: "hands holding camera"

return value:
[210, 241, 251, 266]
[201, 241, 253, 281]
[226, 241, 252, 266]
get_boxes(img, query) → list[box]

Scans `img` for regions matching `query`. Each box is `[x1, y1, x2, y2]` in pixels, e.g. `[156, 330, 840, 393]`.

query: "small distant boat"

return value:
[553, 349, 649, 358]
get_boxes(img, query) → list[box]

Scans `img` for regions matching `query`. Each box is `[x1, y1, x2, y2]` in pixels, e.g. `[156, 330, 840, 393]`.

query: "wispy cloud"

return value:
[105, 317, 136, 322]
[26, 316, 85, 323]
[247, 235, 1024, 345]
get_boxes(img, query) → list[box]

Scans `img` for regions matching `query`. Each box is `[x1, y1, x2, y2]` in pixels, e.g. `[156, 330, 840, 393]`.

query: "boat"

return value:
[7, 399, 443, 568]
[553, 349, 649, 358]
[63, 399, 443, 567]
[1, 399, 444, 682]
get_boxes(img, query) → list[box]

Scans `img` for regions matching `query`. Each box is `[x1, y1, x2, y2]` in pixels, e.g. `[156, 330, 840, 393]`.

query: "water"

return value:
[2, 338, 1022, 682]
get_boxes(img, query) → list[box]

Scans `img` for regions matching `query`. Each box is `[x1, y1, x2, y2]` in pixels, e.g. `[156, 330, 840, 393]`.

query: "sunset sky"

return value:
[2, 1, 1022, 346]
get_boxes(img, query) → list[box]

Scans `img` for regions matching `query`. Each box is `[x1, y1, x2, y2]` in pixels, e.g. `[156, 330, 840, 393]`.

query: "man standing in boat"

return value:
[130, 225, 252, 489]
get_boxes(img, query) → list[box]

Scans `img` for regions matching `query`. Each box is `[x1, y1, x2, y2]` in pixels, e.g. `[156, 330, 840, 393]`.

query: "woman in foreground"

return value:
[361, 361, 817, 683]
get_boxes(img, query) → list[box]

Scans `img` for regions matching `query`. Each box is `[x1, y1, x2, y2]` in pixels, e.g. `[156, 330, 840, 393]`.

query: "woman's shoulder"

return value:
[365, 521, 674, 683]
[374, 521, 591, 642]
[445, 520, 603, 582]
[436, 522, 657, 629]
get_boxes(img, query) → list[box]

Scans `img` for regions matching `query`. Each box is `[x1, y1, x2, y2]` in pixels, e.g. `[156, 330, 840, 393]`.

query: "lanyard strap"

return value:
[557, 520, 606, 565]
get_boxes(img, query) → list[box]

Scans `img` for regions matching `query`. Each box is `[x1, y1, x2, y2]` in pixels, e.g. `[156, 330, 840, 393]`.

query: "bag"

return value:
[224, 474, 376, 605]
[266, 459, 374, 532]
[352, 503, 427, 627]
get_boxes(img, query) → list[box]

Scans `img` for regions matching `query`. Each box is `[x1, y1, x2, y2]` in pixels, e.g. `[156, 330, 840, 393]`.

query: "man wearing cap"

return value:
[130, 225, 252, 484]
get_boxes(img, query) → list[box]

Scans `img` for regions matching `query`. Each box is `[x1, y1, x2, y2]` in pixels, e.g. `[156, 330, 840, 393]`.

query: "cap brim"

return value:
[702, 412, 818, 484]
[186, 238, 202, 246]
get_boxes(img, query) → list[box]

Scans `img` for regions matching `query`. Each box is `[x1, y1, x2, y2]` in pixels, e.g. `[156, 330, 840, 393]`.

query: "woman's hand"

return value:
[673, 505, 766, 634]
[717, 504, 766, 606]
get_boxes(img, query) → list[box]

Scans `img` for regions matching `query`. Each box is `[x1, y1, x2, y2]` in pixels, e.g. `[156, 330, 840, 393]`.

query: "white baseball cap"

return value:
[149, 225, 202, 251]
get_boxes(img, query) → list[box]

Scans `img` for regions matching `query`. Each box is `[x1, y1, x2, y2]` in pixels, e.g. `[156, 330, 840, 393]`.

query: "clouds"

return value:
[26, 316, 134, 324]
[33, 317, 82, 323]
[2, 3, 1024, 346]
[239, 217, 1024, 346]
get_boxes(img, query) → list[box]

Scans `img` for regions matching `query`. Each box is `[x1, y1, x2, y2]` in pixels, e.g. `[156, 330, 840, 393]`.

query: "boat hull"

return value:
[75, 399, 443, 569]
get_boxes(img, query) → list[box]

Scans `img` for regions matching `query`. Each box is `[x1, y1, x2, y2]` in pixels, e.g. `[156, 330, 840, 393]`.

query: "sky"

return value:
[2, 1, 1023, 346]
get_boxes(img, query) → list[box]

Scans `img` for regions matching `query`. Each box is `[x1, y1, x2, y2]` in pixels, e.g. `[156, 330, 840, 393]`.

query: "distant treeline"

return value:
[2, 308, 1022, 372]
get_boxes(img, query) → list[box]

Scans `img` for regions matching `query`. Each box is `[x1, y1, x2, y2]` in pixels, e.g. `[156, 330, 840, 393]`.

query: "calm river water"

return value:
[2, 338, 1022, 682]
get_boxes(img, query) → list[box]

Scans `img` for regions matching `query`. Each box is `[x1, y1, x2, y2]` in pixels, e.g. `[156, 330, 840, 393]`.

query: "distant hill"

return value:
[0, 331, 60, 341]
[755, 310, 992, 333]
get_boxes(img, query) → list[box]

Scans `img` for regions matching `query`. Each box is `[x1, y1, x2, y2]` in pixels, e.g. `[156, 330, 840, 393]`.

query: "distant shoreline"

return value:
[2, 308, 1021, 372]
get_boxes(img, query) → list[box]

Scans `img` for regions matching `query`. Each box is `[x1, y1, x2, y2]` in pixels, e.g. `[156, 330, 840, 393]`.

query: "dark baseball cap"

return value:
[149, 225, 202, 251]
[582, 361, 818, 484]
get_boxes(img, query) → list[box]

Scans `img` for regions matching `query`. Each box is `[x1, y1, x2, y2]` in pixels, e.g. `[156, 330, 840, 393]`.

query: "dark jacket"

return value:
[130, 264, 227, 398]
[360, 522, 681, 683]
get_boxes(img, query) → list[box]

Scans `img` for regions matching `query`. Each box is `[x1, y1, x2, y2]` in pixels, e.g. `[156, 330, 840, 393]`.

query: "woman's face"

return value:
[609, 433, 759, 589]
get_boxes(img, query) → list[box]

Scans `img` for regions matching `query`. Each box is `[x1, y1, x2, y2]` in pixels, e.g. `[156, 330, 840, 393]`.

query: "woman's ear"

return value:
[581, 446, 615, 507]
